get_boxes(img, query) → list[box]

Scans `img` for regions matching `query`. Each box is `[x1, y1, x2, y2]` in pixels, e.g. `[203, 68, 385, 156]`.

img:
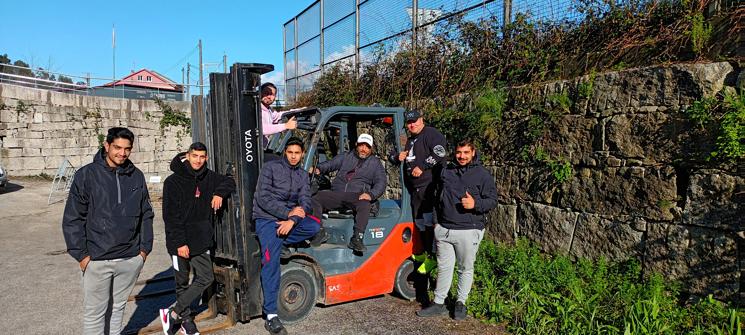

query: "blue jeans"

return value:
[256, 216, 320, 314]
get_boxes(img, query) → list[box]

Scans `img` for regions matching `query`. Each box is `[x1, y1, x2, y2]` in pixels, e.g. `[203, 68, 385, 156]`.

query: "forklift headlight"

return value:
[402, 227, 412, 243]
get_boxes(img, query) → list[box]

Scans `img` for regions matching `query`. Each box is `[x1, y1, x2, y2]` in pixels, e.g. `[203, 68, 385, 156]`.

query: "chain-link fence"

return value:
[284, 0, 589, 101]
[283, 0, 741, 102]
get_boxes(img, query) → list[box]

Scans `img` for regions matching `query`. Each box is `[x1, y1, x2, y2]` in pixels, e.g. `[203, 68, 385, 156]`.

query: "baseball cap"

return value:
[357, 134, 374, 147]
[405, 109, 422, 122]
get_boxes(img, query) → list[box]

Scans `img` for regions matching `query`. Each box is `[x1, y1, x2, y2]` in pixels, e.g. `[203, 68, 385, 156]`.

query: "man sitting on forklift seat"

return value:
[253, 137, 322, 335]
[310, 134, 387, 253]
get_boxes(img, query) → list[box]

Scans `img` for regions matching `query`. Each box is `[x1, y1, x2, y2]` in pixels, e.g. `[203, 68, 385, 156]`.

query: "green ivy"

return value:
[687, 11, 712, 55]
[686, 91, 745, 162]
[577, 70, 596, 99]
[685, 97, 716, 129]
[155, 97, 191, 148]
[714, 91, 745, 160]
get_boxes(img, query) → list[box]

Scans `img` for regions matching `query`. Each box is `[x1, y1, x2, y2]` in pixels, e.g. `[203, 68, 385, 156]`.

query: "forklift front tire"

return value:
[278, 265, 318, 325]
[393, 259, 417, 301]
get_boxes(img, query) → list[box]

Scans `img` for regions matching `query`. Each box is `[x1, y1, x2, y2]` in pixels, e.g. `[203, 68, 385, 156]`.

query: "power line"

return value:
[162, 45, 199, 76]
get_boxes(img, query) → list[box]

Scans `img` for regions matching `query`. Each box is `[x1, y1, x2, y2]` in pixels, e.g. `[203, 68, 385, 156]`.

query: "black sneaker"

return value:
[348, 233, 366, 253]
[453, 301, 467, 320]
[309, 227, 329, 247]
[416, 303, 448, 317]
[180, 316, 200, 335]
[264, 316, 288, 335]
[158, 308, 181, 335]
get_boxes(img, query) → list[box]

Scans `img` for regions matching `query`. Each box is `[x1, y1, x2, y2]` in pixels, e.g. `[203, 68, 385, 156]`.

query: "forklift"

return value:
[191, 63, 423, 330]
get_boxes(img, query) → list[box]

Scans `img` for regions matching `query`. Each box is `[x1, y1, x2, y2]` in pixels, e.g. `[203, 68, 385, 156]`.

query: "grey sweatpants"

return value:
[432, 224, 484, 305]
[82, 255, 144, 335]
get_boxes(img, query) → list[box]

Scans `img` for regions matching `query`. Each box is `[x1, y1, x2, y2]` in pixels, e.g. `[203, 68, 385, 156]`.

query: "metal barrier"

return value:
[48, 158, 77, 205]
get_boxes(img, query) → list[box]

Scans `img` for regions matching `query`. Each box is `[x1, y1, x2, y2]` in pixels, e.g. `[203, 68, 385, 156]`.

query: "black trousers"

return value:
[173, 251, 214, 318]
[312, 191, 371, 233]
[410, 183, 435, 222]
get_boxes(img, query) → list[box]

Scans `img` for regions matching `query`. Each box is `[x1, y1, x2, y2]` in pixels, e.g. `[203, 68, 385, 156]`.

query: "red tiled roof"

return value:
[101, 69, 183, 92]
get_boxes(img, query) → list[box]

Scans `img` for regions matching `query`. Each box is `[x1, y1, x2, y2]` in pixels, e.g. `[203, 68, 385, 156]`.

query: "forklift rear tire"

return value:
[393, 259, 417, 301]
[278, 265, 317, 325]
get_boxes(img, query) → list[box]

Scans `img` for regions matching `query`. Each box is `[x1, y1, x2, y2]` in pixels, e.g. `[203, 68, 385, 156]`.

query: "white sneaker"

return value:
[159, 308, 181, 335]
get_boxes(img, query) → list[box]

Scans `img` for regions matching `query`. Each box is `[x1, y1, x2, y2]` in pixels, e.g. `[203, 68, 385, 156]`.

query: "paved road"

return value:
[0, 178, 505, 334]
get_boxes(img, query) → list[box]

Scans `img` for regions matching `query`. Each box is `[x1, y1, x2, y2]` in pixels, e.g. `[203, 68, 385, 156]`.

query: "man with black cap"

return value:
[311, 133, 387, 252]
[389, 109, 447, 273]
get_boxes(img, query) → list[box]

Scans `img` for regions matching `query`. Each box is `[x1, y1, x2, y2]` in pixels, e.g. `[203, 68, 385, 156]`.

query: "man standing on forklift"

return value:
[311, 133, 387, 252]
[390, 110, 447, 274]
[159, 142, 236, 335]
[416, 139, 498, 320]
[260, 82, 297, 148]
[253, 137, 322, 335]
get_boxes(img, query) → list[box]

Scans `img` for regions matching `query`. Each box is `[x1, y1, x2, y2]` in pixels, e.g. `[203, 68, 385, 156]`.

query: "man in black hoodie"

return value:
[159, 142, 236, 335]
[63, 127, 154, 335]
[416, 139, 497, 320]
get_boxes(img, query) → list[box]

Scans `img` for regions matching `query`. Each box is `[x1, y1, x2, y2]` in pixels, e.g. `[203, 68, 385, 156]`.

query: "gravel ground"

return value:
[0, 178, 506, 335]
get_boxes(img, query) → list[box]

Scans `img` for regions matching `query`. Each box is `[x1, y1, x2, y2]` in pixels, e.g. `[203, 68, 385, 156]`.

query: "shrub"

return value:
[459, 238, 742, 334]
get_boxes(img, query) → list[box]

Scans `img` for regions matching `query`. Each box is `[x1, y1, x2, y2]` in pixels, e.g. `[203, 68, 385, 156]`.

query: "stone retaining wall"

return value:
[481, 62, 743, 301]
[0, 84, 191, 180]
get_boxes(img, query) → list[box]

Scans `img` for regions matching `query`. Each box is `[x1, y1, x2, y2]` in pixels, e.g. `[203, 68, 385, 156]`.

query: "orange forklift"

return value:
[190, 63, 423, 330]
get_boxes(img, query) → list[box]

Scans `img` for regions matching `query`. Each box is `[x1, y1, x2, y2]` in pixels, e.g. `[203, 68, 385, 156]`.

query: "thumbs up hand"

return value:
[461, 191, 475, 210]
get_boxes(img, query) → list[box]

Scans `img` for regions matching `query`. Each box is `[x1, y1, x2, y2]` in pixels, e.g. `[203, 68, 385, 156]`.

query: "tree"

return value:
[58, 75, 73, 84]
[12, 60, 33, 77]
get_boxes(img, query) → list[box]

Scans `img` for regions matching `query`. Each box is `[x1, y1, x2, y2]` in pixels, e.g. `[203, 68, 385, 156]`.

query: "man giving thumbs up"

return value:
[416, 139, 498, 321]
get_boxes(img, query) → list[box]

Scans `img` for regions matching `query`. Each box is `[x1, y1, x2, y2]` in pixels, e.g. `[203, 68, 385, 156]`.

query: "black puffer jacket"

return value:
[435, 154, 498, 230]
[389, 126, 448, 189]
[252, 156, 312, 222]
[163, 153, 236, 255]
[63, 149, 154, 262]
[317, 151, 387, 200]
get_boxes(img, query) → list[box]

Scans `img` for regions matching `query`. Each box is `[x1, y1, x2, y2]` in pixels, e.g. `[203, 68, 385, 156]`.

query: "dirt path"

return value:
[0, 178, 505, 334]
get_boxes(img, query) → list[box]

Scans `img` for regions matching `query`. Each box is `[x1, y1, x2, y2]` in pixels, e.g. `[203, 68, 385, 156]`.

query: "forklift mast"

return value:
[196, 63, 273, 322]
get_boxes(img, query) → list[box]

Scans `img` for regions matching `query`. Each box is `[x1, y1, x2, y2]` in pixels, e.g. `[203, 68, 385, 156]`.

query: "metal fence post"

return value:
[355, 0, 361, 77]
[412, 0, 418, 49]
[294, 16, 299, 98]
[320, 0, 325, 74]
[503, 0, 512, 27]
[283, 18, 287, 101]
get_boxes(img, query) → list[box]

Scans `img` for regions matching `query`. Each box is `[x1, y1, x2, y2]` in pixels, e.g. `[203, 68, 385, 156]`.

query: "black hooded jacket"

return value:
[63, 149, 154, 262]
[163, 153, 236, 255]
[435, 153, 498, 230]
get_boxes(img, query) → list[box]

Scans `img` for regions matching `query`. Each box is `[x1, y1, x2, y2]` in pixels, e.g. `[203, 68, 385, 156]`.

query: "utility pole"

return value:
[198, 39, 203, 115]
[223, 53, 227, 73]
[187, 62, 191, 98]
[112, 25, 116, 80]
[182, 67, 185, 101]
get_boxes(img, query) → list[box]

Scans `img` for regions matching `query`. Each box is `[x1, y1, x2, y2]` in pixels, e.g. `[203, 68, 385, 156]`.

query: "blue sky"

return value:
[0, 1, 313, 90]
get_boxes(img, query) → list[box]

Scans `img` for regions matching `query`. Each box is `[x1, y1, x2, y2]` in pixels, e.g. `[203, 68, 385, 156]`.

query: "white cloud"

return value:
[262, 71, 286, 102]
